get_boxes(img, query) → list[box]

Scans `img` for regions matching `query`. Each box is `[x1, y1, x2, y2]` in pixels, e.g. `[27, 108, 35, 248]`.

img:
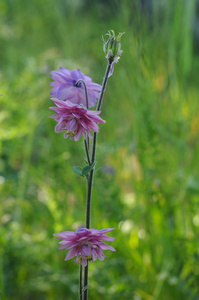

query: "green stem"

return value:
[83, 61, 112, 300]
[80, 264, 83, 300]
[76, 79, 91, 163]
[91, 61, 112, 165]
[85, 61, 112, 229]
[84, 140, 91, 165]
[76, 79, 89, 109]
[84, 264, 88, 300]
[96, 60, 112, 111]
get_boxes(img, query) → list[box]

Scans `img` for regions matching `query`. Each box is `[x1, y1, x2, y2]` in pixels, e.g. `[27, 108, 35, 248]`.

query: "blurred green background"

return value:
[1, 0, 199, 299]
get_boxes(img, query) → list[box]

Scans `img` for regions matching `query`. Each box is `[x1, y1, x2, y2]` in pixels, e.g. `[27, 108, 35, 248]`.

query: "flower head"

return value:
[103, 30, 124, 77]
[54, 227, 116, 267]
[49, 68, 101, 108]
[49, 99, 105, 141]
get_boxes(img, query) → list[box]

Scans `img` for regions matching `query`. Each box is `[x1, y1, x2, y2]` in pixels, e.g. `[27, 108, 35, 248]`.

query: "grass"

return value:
[1, 0, 199, 299]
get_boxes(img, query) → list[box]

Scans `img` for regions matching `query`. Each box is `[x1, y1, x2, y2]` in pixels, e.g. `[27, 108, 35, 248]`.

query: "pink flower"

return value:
[49, 68, 101, 108]
[54, 228, 116, 267]
[49, 99, 105, 141]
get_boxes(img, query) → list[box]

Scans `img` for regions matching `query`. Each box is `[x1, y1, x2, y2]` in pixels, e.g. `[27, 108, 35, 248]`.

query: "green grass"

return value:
[1, 0, 199, 299]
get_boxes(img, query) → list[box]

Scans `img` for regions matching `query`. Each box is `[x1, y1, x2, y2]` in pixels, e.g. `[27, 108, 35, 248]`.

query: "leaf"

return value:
[82, 165, 94, 176]
[82, 285, 89, 292]
[72, 166, 83, 176]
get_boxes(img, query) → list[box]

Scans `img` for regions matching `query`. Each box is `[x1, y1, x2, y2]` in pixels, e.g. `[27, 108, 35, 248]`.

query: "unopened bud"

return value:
[103, 30, 124, 62]
[103, 30, 124, 76]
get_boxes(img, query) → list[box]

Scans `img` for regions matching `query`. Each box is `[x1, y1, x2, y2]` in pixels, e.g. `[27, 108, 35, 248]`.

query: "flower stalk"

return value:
[76, 78, 91, 164]
[80, 264, 83, 300]
[85, 60, 112, 230]
[83, 60, 113, 300]
[96, 61, 112, 112]
[75, 79, 89, 109]
[83, 265, 88, 300]
[84, 139, 91, 166]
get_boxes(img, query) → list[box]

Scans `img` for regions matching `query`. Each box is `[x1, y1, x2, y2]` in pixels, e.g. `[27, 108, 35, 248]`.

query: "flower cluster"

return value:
[49, 68, 103, 140]
[54, 228, 116, 267]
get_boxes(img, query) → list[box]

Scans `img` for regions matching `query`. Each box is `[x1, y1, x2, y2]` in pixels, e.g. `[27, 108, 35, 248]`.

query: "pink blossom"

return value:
[49, 99, 105, 141]
[54, 228, 116, 267]
[49, 68, 101, 108]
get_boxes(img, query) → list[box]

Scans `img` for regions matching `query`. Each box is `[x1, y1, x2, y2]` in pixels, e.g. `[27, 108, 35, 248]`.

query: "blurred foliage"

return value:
[1, 0, 199, 299]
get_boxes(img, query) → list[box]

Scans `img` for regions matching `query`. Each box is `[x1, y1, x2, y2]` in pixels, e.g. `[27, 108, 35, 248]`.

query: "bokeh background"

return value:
[1, 0, 199, 299]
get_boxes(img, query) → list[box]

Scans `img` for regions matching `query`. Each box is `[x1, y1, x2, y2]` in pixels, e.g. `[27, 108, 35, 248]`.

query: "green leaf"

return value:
[82, 165, 94, 176]
[82, 285, 89, 292]
[72, 166, 83, 176]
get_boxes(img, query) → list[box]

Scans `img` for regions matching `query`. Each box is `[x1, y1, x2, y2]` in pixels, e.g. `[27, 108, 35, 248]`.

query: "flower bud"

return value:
[103, 30, 124, 63]
[103, 30, 124, 76]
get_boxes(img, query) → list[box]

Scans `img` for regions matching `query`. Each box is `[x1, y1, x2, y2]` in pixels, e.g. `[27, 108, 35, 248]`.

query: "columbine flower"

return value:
[49, 68, 101, 108]
[54, 228, 116, 267]
[103, 30, 124, 77]
[49, 99, 105, 141]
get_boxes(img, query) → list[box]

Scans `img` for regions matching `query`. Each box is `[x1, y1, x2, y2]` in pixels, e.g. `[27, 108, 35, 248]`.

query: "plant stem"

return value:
[84, 140, 91, 165]
[80, 264, 83, 300]
[76, 79, 89, 109]
[84, 265, 88, 300]
[76, 79, 91, 163]
[83, 61, 112, 300]
[96, 60, 112, 111]
[91, 61, 112, 164]
[85, 61, 112, 229]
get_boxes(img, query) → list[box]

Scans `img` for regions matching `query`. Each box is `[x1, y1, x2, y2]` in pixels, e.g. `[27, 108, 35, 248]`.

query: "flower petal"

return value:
[81, 245, 90, 256]
[65, 247, 78, 260]
[91, 248, 97, 262]
[55, 121, 66, 133]
[96, 247, 106, 261]
[97, 242, 116, 251]
[66, 118, 77, 132]
[81, 258, 88, 267]
[73, 128, 84, 141]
